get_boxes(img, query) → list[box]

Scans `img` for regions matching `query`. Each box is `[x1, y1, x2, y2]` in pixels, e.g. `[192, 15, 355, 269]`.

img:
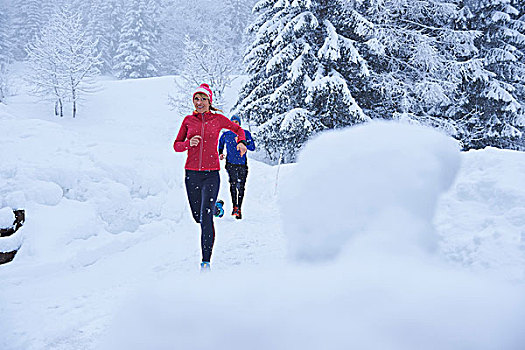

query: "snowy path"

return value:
[2, 76, 525, 350]
[0, 77, 287, 349]
[0, 169, 286, 349]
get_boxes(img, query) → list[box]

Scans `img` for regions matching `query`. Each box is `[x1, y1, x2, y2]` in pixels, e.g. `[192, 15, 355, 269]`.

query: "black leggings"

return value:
[225, 163, 248, 209]
[184, 170, 220, 262]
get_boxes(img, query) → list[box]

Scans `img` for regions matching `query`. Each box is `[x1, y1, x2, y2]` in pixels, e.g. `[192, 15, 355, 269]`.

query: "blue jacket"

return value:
[219, 130, 255, 165]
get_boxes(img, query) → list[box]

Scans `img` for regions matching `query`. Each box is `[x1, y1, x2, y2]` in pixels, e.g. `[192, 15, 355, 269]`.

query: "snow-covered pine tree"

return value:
[73, 0, 124, 74]
[312, 2, 373, 129]
[26, 7, 101, 118]
[512, 0, 525, 150]
[235, 0, 369, 163]
[0, 4, 9, 63]
[0, 5, 10, 101]
[234, 0, 279, 126]
[350, 0, 476, 133]
[158, 0, 252, 75]
[222, 0, 258, 72]
[88, 1, 114, 74]
[157, 0, 188, 74]
[99, 0, 128, 76]
[157, 0, 217, 75]
[452, 0, 525, 150]
[113, 0, 160, 79]
[8, 0, 46, 60]
[224, 0, 256, 44]
[223, 0, 252, 42]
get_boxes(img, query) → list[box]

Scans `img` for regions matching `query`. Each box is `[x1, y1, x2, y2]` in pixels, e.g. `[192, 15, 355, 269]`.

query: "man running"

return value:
[219, 115, 256, 219]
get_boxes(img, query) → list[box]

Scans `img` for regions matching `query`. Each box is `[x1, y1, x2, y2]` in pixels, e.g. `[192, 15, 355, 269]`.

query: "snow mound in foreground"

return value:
[281, 121, 460, 261]
[435, 147, 525, 281]
[103, 122, 525, 350]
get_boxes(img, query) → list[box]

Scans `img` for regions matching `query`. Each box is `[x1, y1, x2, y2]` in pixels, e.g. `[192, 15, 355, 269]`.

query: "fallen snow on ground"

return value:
[1, 76, 524, 350]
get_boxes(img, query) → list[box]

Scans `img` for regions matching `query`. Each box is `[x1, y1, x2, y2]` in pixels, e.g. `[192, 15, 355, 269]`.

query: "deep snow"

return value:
[1, 74, 524, 349]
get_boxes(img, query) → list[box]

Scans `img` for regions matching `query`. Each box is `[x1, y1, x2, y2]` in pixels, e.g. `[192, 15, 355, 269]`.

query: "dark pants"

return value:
[185, 170, 220, 262]
[225, 162, 248, 209]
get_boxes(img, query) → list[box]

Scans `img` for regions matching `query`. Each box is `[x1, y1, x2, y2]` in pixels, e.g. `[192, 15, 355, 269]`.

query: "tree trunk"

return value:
[54, 84, 63, 117]
[58, 98, 63, 117]
[274, 148, 283, 195]
[71, 82, 76, 118]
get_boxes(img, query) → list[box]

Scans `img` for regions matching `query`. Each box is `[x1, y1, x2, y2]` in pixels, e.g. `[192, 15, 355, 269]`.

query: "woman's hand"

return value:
[237, 142, 247, 157]
[189, 135, 202, 147]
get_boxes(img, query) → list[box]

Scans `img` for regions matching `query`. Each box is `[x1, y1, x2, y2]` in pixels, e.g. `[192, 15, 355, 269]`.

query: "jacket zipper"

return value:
[199, 113, 205, 170]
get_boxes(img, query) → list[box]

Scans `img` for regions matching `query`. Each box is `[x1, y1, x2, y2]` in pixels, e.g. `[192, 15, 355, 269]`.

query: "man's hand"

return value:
[237, 142, 247, 157]
[220, 154, 225, 160]
[189, 135, 202, 147]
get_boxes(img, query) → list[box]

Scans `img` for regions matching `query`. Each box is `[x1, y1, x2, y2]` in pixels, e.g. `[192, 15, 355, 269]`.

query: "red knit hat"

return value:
[193, 83, 213, 105]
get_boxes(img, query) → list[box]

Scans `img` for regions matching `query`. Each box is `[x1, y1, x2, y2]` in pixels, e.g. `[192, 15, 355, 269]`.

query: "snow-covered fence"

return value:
[0, 209, 25, 265]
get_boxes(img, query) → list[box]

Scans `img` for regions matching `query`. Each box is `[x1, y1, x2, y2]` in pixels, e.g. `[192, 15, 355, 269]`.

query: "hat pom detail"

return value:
[193, 83, 213, 105]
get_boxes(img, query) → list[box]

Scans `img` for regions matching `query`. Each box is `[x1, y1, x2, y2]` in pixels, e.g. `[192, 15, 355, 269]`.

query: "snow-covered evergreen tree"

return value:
[8, 0, 47, 60]
[236, 0, 369, 163]
[222, 0, 258, 72]
[0, 5, 9, 63]
[157, 0, 187, 74]
[159, 0, 214, 74]
[0, 5, 10, 102]
[224, 0, 255, 45]
[512, 0, 525, 150]
[350, 0, 477, 129]
[73, 0, 125, 74]
[157, 0, 210, 75]
[26, 7, 101, 118]
[159, 0, 249, 75]
[113, 0, 160, 79]
[452, 0, 525, 150]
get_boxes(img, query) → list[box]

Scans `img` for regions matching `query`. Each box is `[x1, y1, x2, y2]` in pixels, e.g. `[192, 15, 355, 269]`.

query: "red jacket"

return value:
[174, 111, 246, 171]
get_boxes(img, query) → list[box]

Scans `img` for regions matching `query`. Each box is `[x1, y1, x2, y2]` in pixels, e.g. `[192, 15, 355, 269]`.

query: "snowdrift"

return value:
[1, 77, 524, 350]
